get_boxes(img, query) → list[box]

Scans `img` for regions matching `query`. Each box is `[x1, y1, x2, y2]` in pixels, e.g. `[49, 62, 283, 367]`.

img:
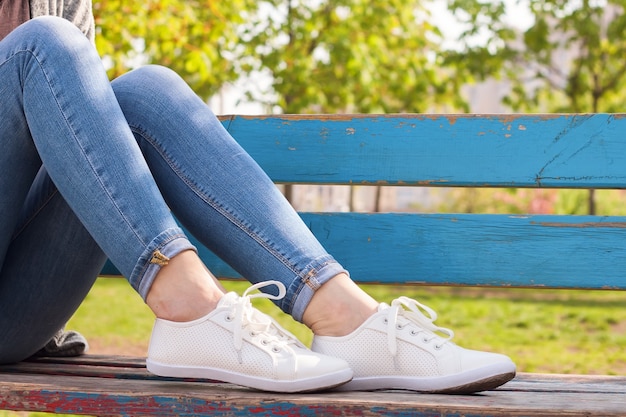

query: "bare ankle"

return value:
[302, 273, 378, 337]
[146, 250, 225, 322]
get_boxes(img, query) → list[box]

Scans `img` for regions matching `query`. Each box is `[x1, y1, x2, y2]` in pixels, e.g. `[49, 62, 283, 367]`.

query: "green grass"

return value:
[66, 278, 626, 374]
[2, 278, 625, 417]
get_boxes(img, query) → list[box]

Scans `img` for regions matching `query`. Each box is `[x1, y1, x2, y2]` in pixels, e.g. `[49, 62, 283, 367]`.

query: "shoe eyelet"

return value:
[249, 331, 257, 337]
[272, 347, 281, 353]
[422, 337, 430, 343]
[383, 318, 388, 324]
[396, 324, 403, 330]
[410, 330, 418, 336]
[261, 339, 269, 346]
[225, 315, 233, 322]
[434, 344, 443, 350]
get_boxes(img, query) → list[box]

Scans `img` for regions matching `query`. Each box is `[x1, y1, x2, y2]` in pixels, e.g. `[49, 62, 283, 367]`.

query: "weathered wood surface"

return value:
[1, 356, 625, 416]
[220, 113, 626, 188]
[178, 212, 626, 289]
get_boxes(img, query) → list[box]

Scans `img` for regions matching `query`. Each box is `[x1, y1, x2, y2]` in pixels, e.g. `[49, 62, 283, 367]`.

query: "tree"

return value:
[516, 0, 626, 114]
[93, 0, 257, 100]
[239, 0, 465, 114]
[445, 0, 626, 214]
[446, 0, 626, 112]
[93, 0, 469, 112]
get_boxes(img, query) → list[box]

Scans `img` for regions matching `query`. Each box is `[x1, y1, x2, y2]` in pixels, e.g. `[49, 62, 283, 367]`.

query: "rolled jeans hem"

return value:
[130, 228, 197, 300]
[290, 259, 349, 322]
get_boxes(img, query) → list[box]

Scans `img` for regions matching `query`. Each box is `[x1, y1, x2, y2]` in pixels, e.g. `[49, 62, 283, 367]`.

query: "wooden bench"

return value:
[2, 114, 626, 416]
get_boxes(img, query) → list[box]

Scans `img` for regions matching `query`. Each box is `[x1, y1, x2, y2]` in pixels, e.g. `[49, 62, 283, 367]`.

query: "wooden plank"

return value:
[1, 356, 219, 383]
[3, 357, 624, 416]
[1, 371, 624, 416]
[103, 212, 626, 289]
[6, 356, 626, 394]
[503, 373, 626, 394]
[296, 212, 626, 289]
[25, 354, 146, 368]
[220, 114, 626, 189]
[1, 359, 152, 381]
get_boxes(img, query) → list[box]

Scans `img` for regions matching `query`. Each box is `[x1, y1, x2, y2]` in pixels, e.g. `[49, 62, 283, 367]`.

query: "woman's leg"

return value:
[111, 66, 348, 322]
[0, 16, 206, 360]
[0, 17, 351, 392]
[0, 17, 196, 295]
[0, 167, 106, 362]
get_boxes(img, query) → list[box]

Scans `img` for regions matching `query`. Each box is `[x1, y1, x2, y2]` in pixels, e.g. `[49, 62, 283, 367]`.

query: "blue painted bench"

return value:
[1, 114, 625, 416]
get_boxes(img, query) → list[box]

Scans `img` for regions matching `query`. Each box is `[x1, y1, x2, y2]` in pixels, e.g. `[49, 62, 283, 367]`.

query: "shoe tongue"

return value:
[377, 302, 411, 326]
[217, 291, 239, 308]
[377, 302, 390, 312]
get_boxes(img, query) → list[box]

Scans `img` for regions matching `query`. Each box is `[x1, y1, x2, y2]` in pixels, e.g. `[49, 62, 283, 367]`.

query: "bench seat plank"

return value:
[299, 213, 626, 289]
[4, 356, 626, 394]
[1, 356, 625, 416]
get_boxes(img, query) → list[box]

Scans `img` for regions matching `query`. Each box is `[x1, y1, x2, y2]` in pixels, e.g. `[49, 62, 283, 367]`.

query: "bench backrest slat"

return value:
[222, 114, 626, 189]
[101, 213, 626, 290]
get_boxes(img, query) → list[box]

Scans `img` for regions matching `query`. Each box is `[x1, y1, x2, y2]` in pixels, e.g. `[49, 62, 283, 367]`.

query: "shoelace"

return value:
[227, 281, 301, 355]
[385, 296, 454, 356]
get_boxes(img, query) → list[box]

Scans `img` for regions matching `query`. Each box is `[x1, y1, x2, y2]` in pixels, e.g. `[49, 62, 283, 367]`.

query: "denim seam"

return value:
[130, 125, 304, 277]
[133, 232, 189, 281]
[9, 186, 57, 243]
[133, 231, 196, 299]
[287, 258, 348, 321]
[15, 48, 149, 249]
[285, 258, 333, 313]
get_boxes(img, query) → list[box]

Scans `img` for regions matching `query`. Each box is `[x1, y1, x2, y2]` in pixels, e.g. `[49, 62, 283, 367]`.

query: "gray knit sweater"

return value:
[30, 0, 95, 42]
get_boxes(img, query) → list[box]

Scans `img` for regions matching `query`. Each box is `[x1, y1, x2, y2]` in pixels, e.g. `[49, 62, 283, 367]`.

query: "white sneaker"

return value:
[147, 281, 353, 392]
[311, 296, 516, 393]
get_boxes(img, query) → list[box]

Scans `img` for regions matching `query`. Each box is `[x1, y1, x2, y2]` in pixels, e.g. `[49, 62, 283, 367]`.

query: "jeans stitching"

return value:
[133, 232, 190, 284]
[16, 46, 149, 248]
[9, 186, 57, 242]
[130, 125, 302, 277]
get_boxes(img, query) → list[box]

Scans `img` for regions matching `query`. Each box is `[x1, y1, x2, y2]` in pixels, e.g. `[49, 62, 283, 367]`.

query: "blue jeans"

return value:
[0, 17, 346, 362]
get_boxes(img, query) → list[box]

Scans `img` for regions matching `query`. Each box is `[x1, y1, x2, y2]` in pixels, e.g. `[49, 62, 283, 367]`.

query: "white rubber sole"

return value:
[334, 361, 516, 393]
[146, 359, 353, 393]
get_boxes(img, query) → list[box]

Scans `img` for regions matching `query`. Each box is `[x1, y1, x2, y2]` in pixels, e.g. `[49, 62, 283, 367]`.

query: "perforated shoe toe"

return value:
[312, 297, 515, 393]
[147, 281, 353, 393]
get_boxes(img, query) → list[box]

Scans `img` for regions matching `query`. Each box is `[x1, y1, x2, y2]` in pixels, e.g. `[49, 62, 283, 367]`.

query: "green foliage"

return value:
[93, 0, 256, 99]
[428, 187, 626, 216]
[239, 0, 464, 113]
[523, 0, 626, 112]
[443, 0, 518, 81]
[447, 0, 626, 113]
[93, 0, 474, 112]
[92, 0, 626, 113]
